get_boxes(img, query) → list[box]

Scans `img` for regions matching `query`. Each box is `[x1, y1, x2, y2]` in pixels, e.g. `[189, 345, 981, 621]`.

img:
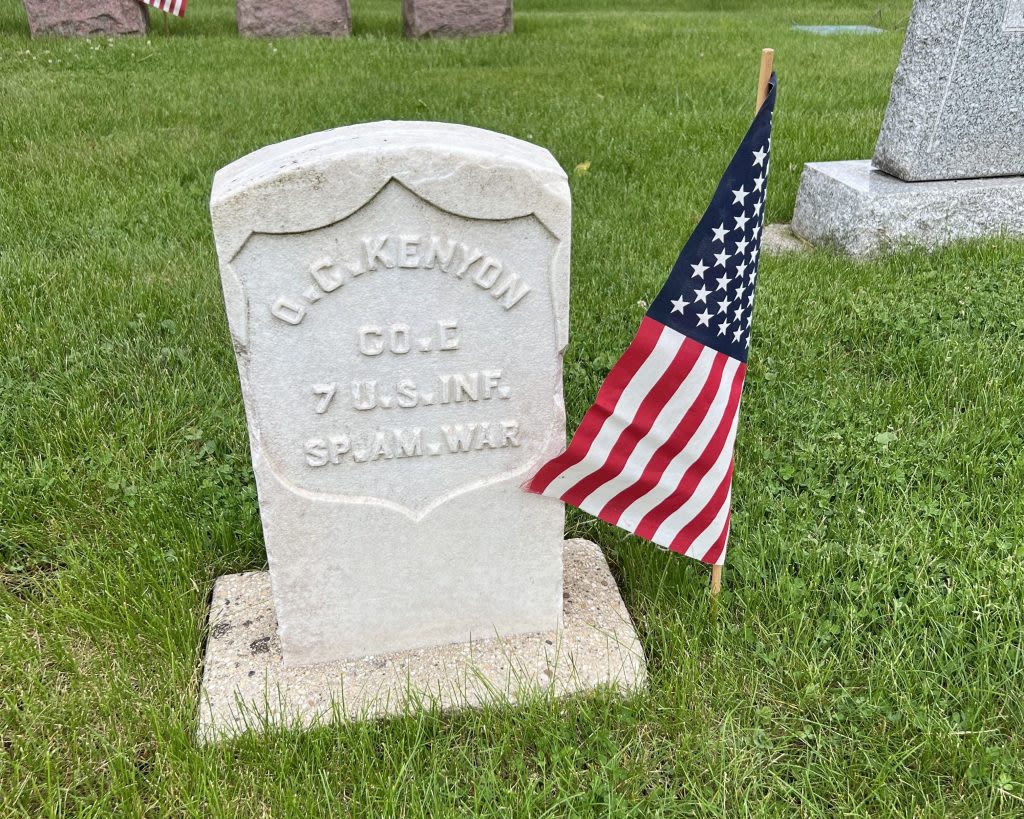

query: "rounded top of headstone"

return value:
[211, 121, 569, 264]
[213, 120, 564, 204]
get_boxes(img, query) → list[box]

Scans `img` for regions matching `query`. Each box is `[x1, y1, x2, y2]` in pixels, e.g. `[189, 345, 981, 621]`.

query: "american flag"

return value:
[526, 74, 777, 566]
[140, 0, 188, 17]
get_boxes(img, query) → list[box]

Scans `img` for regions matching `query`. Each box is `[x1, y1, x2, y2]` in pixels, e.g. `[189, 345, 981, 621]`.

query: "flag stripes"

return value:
[526, 318, 746, 565]
[140, 0, 188, 17]
[525, 73, 777, 568]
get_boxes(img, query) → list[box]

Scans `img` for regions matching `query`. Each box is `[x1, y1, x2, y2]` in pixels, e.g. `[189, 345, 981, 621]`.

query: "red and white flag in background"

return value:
[139, 0, 187, 18]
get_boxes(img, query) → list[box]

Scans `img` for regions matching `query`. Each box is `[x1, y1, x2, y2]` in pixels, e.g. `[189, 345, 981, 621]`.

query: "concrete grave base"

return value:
[198, 539, 647, 741]
[792, 160, 1024, 257]
[761, 223, 810, 255]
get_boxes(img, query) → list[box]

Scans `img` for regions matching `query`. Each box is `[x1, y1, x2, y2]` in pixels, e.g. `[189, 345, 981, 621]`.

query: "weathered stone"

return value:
[791, 160, 1024, 256]
[22, 0, 148, 37]
[210, 121, 570, 666]
[198, 539, 647, 740]
[237, 0, 351, 38]
[760, 223, 811, 255]
[403, 0, 512, 38]
[873, 0, 1024, 181]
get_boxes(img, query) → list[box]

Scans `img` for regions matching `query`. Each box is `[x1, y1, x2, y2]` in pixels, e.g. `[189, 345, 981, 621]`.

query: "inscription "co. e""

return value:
[358, 321, 460, 356]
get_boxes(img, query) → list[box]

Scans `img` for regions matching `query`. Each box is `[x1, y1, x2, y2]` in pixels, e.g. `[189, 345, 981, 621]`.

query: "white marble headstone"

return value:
[211, 122, 570, 666]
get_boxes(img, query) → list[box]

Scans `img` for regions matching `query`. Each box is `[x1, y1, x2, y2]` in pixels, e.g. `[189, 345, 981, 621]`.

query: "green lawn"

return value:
[3, 0, 1024, 814]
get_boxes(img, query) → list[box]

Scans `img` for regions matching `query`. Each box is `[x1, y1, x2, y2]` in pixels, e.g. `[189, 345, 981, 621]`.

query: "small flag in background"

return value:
[140, 0, 188, 17]
[526, 74, 777, 567]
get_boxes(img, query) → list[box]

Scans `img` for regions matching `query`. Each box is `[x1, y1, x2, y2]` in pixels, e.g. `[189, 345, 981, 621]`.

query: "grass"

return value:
[2, 0, 1023, 814]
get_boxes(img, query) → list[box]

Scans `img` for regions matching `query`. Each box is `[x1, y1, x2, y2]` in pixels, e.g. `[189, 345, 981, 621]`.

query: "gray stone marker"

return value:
[874, 0, 1024, 181]
[791, 0, 1024, 255]
[403, 0, 513, 38]
[22, 0, 148, 37]
[202, 122, 645, 737]
[237, 0, 351, 37]
[792, 160, 1024, 256]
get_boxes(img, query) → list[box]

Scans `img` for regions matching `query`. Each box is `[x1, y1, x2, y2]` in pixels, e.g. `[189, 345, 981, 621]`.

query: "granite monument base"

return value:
[792, 160, 1024, 257]
[198, 539, 647, 741]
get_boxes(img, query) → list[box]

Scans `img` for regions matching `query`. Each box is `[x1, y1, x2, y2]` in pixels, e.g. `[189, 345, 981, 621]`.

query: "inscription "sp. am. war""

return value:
[305, 420, 521, 467]
[271, 235, 533, 326]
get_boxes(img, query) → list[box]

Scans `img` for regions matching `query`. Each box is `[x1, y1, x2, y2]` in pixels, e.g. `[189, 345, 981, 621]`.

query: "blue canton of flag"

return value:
[647, 78, 776, 363]
[526, 75, 777, 566]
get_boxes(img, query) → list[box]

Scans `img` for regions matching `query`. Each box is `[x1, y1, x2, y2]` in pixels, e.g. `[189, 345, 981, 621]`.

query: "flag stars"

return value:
[653, 109, 774, 357]
[670, 295, 689, 315]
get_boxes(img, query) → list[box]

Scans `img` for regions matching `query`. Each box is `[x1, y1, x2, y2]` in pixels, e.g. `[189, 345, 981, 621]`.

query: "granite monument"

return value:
[792, 0, 1024, 255]
[22, 0, 148, 37]
[403, 0, 513, 38]
[237, 0, 351, 37]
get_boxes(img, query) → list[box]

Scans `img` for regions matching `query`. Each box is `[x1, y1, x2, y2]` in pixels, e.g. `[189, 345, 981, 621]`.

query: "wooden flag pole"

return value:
[756, 48, 775, 111]
[710, 47, 773, 601]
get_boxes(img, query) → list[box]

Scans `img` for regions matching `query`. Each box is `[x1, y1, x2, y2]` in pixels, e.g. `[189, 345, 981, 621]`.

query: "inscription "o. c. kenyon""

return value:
[271, 235, 533, 326]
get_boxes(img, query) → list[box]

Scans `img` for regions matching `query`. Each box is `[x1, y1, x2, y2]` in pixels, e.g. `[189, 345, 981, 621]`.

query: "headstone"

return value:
[22, 0, 148, 37]
[403, 0, 512, 38]
[201, 122, 645, 738]
[211, 122, 567, 665]
[237, 0, 351, 37]
[792, 0, 1024, 255]
[873, 0, 1024, 181]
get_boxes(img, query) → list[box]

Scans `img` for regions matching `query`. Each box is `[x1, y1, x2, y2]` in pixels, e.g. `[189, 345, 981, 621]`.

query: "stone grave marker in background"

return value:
[792, 0, 1024, 255]
[403, 0, 513, 38]
[237, 0, 351, 37]
[874, 0, 1024, 181]
[201, 121, 645, 738]
[22, 0, 148, 37]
